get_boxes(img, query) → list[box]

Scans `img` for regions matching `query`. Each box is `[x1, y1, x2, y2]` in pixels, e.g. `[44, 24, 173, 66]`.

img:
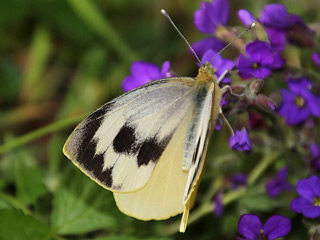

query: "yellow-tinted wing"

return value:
[114, 113, 191, 220]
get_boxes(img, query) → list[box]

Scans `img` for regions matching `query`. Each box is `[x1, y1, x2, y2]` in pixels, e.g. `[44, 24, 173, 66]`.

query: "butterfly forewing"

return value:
[63, 77, 196, 193]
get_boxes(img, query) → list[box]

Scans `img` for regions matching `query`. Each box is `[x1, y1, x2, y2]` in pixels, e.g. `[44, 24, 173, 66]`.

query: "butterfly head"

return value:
[196, 62, 217, 85]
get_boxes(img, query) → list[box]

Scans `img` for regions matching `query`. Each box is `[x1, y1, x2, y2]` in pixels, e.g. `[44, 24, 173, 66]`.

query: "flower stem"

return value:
[162, 150, 280, 235]
[0, 115, 85, 155]
[248, 151, 280, 185]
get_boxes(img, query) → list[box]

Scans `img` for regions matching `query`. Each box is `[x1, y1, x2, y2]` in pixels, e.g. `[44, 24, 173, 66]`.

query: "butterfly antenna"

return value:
[161, 9, 202, 66]
[210, 22, 256, 64]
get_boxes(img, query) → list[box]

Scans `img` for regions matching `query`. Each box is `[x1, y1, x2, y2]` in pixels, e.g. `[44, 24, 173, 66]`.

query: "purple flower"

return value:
[238, 9, 256, 27]
[291, 175, 320, 218]
[259, 4, 314, 50]
[310, 143, 320, 171]
[201, 49, 235, 84]
[237, 214, 291, 240]
[260, 4, 291, 29]
[277, 77, 320, 126]
[122, 60, 171, 92]
[213, 190, 224, 217]
[266, 167, 292, 198]
[266, 28, 287, 52]
[230, 173, 248, 190]
[191, 37, 226, 58]
[312, 52, 320, 67]
[194, 0, 229, 34]
[237, 40, 285, 80]
[229, 128, 252, 151]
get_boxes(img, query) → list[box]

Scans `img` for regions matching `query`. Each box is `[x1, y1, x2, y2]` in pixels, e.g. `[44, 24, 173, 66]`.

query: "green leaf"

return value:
[51, 187, 116, 235]
[14, 161, 48, 205]
[0, 146, 48, 205]
[11, 150, 48, 205]
[0, 209, 51, 240]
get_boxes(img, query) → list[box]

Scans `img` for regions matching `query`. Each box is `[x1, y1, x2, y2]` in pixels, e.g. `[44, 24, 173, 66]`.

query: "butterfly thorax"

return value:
[196, 63, 217, 85]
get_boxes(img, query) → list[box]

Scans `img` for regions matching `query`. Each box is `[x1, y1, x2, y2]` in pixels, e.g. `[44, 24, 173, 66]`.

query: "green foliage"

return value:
[0, 0, 319, 239]
[51, 187, 116, 234]
[0, 209, 52, 240]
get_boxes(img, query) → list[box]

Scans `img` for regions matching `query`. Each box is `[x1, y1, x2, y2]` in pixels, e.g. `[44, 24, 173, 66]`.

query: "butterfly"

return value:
[63, 62, 228, 232]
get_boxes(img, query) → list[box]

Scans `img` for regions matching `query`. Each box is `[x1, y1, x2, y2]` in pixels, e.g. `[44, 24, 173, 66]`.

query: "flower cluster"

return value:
[121, 0, 320, 237]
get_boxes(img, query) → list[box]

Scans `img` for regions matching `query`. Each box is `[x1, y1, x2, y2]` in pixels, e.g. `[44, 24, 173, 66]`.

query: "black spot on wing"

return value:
[113, 123, 175, 167]
[113, 125, 138, 155]
[72, 106, 109, 160]
[78, 139, 114, 188]
[99, 167, 114, 188]
[137, 136, 171, 167]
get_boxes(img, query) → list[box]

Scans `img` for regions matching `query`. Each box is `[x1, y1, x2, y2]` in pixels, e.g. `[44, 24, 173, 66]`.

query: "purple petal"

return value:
[213, 191, 224, 217]
[246, 41, 274, 66]
[279, 89, 296, 102]
[217, 59, 235, 75]
[263, 215, 291, 240]
[131, 60, 160, 80]
[238, 9, 256, 27]
[260, 4, 290, 29]
[121, 75, 148, 92]
[229, 128, 252, 151]
[194, 2, 218, 33]
[296, 176, 318, 200]
[302, 202, 320, 218]
[250, 67, 273, 79]
[277, 88, 312, 126]
[289, 14, 307, 27]
[270, 51, 285, 69]
[231, 173, 248, 190]
[266, 168, 292, 198]
[202, 49, 222, 66]
[193, 0, 229, 33]
[310, 143, 320, 157]
[160, 61, 171, 77]
[122, 60, 171, 92]
[237, 54, 254, 79]
[191, 37, 226, 58]
[266, 28, 286, 52]
[312, 52, 320, 67]
[290, 197, 310, 213]
[212, 0, 230, 26]
[218, 76, 232, 85]
[305, 94, 320, 117]
[288, 78, 311, 94]
[313, 177, 320, 197]
[286, 106, 310, 126]
[238, 214, 262, 239]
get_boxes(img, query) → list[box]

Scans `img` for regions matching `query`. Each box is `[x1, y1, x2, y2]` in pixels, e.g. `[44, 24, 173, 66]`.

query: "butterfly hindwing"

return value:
[63, 77, 196, 193]
[113, 114, 191, 220]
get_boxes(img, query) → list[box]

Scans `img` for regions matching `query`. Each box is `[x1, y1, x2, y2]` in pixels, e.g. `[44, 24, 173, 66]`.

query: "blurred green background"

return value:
[0, 0, 319, 239]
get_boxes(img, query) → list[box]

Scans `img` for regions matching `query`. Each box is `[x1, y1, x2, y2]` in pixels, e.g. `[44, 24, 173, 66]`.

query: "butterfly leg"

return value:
[219, 108, 234, 136]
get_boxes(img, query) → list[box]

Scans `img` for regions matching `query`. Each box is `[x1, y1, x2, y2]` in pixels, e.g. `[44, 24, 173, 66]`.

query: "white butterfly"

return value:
[63, 63, 228, 232]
